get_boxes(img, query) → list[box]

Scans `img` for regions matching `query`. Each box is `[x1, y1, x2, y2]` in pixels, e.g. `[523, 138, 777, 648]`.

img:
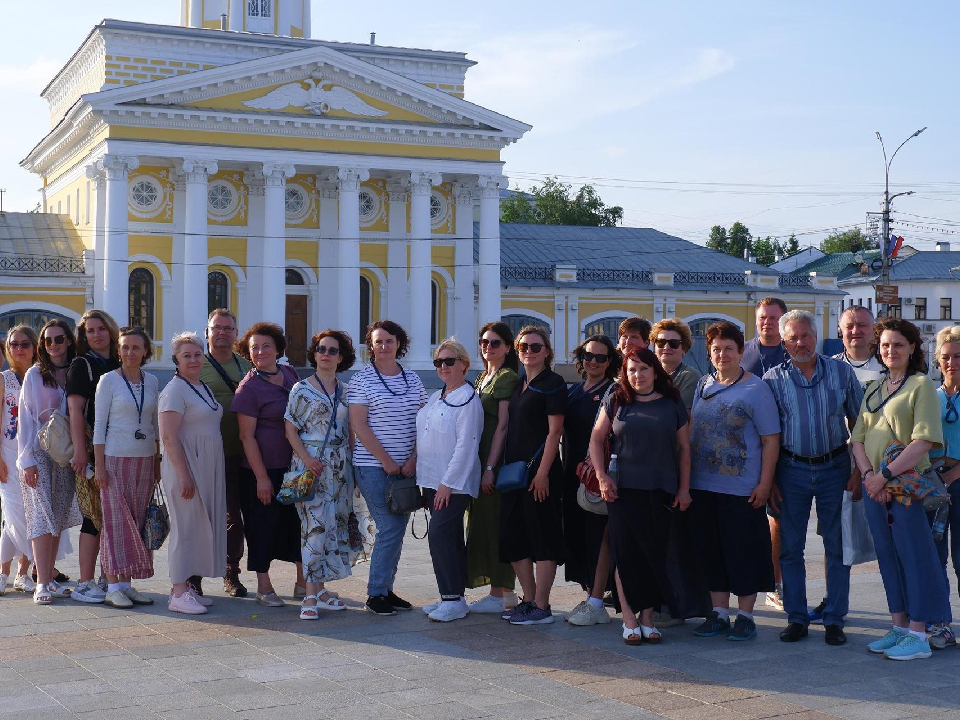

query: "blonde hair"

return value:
[935, 326, 960, 371]
[170, 331, 204, 360]
[435, 337, 471, 372]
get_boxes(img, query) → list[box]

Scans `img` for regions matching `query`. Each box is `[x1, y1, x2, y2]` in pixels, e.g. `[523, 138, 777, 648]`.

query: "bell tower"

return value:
[181, 0, 312, 38]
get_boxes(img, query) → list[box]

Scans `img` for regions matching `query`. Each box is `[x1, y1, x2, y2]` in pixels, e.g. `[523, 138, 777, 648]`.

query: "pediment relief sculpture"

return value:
[242, 75, 387, 117]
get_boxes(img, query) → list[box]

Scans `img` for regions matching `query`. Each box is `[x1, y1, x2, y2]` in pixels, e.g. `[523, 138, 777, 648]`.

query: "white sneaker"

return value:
[468, 594, 506, 614]
[0, 573, 8, 596]
[503, 592, 519, 609]
[13, 574, 36, 593]
[104, 589, 133, 609]
[71, 580, 106, 604]
[168, 590, 208, 615]
[189, 589, 213, 607]
[567, 601, 611, 626]
[429, 599, 469, 622]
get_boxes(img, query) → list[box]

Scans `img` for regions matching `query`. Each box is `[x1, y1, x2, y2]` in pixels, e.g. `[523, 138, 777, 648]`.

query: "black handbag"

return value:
[386, 475, 423, 514]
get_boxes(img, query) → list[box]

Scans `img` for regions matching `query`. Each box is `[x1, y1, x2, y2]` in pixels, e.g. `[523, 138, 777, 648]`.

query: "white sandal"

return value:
[34, 584, 52, 605]
[316, 590, 346, 611]
[640, 624, 661, 644]
[622, 623, 641, 646]
[300, 595, 320, 620]
[48, 581, 72, 598]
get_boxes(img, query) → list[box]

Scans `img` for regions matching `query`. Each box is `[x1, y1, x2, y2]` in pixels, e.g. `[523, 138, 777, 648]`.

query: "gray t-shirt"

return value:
[603, 393, 688, 493]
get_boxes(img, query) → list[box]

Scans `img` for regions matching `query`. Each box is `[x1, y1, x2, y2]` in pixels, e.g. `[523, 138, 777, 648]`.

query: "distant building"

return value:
[769, 247, 825, 273]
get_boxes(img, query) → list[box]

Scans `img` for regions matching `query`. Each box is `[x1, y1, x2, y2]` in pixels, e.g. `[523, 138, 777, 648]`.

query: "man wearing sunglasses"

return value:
[200, 309, 252, 598]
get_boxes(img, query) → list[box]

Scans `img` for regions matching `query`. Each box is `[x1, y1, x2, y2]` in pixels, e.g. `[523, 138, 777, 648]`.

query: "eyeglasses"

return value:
[43, 335, 67, 347]
[315, 346, 340, 356]
[433, 357, 458, 368]
[8, 341, 31, 350]
[518, 343, 544, 354]
[580, 351, 609, 364]
[209, 325, 237, 334]
[480, 338, 503, 349]
[654, 338, 682, 349]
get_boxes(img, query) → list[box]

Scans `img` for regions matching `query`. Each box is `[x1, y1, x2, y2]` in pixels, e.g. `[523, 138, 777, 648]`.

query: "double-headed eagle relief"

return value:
[241, 75, 389, 117]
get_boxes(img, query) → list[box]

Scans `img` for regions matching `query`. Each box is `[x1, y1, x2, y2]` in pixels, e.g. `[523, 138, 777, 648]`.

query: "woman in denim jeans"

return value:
[347, 321, 427, 615]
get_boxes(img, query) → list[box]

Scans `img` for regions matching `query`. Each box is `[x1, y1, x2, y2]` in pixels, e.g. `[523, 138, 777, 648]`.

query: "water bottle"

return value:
[608, 454, 619, 486]
[932, 503, 950, 543]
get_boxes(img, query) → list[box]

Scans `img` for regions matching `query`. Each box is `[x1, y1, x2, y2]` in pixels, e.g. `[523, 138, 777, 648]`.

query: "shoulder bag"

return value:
[277, 385, 340, 505]
[38, 357, 93, 467]
[496, 376, 565, 493]
[878, 411, 949, 512]
[142, 483, 170, 550]
[386, 475, 423, 514]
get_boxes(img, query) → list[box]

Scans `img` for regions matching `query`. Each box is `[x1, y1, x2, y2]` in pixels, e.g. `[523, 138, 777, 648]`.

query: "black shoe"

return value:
[779, 622, 809, 642]
[187, 575, 204, 596]
[366, 595, 397, 615]
[223, 572, 248, 598]
[824, 624, 847, 646]
[386, 591, 412, 611]
[694, 611, 732, 637]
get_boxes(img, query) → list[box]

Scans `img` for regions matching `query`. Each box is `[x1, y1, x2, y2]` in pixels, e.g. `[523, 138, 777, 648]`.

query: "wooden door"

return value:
[285, 295, 308, 366]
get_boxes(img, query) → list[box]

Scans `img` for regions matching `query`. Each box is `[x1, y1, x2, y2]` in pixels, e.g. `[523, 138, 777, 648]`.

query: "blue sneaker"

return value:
[502, 600, 533, 621]
[727, 615, 757, 641]
[868, 627, 906, 654]
[808, 599, 827, 624]
[884, 633, 932, 661]
[693, 611, 731, 637]
[509, 604, 554, 625]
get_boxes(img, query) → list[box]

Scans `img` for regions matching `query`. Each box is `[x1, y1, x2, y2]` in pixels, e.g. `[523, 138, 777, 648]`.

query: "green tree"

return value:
[728, 221, 752, 259]
[500, 177, 623, 227]
[752, 236, 778, 266]
[785, 234, 799, 255]
[819, 228, 875, 254]
[706, 225, 728, 253]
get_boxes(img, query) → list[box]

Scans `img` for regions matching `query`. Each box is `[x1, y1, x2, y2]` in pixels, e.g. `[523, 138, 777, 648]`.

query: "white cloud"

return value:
[0, 57, 62, 94]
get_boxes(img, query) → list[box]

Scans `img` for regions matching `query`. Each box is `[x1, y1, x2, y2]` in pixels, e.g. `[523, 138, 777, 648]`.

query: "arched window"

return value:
[431, 280, 440, 345]
[208, 271, 229, 314]
[360, 275, 372, 341]
[687, 317, 729, 375]
[583, 316, 627, 341]
[128, 268, 155, 336]
[0, 309, 74, 341]
[285, 268, 305, 286]
[502, 314, 551, 341]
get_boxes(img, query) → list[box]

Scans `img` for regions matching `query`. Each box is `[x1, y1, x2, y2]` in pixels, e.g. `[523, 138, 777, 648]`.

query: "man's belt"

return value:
[781, 446, 848, 465]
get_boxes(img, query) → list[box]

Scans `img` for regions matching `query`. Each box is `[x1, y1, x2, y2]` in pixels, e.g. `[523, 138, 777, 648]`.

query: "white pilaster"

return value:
[84, 165, 106, 309]
[262, 163, 296, 327]
[386, 179, 410, 331]
[317, 178, 340, 332]
[409, 171, 441, 367]
[228, 0, 243, 30]
[335, 168, 369, 341]
[181, 158, 218, 337]
[452, 181, 477, 358]
[99, 154, 139, 325]
[477, 175, 505, 328]
[188, 0, 202, 27]
[168, 176, 186, 341]
[243, 169, 265, 332]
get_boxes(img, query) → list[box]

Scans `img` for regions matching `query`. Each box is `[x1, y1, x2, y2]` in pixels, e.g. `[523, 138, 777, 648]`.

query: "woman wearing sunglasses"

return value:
[284, 330, 357, 619]
[564, 334, 620, 627]
[651, 319, 701, 411]
[18, 319, 83, 604]
[500, 326, 567, 626]
[418, 339, 483, 621]
[465, 321, 520, 615]
[851, 318, 950, 660]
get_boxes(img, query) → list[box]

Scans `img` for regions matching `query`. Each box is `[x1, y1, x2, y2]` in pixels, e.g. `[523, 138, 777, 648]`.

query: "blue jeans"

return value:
[928, 478, 960, 604]
[354, 465, 410, 598]
[777, 454, 850, 627]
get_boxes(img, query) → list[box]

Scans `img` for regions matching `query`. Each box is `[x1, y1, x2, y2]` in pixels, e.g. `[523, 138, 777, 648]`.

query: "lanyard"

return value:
[314, 375, 341, 428]
[788, 357, 824, 391]
[699, 368, 745, 400]
[206, 353, 243, 393]
[121, 369, 145, 437]
[441, 384, 476, 408]
[372, 362, 411, 396]
[178, 375, 219, 411]
[943, 387, 959, 424]
[864, 374, 907, 414]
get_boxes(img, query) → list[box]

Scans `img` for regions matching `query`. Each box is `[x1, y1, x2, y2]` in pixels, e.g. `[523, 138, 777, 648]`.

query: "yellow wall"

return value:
[208, 237, 247, 267]
[285, 175, 319, 230]
[286, 240, 317, 268]
[104, 55, 216, 88]
[127, 166, 175, 224]
[207, 170, 249, 226]
[0, 292, 86, 315]
[360, 243, 388, 271]
[360, 179, 388, 233]
[128, 234, 172, 267]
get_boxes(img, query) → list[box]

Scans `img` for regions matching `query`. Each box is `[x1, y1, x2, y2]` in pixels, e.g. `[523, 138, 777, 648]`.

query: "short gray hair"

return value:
[779, 309, 817, 338]
[170, 331, 204, 358]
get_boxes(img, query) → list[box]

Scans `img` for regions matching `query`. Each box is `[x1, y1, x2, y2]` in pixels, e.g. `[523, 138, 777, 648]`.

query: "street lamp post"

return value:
[875, 127, 926, 316]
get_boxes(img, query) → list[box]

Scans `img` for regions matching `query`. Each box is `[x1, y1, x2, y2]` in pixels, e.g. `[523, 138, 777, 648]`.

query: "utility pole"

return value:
[875, 127, 926, 316]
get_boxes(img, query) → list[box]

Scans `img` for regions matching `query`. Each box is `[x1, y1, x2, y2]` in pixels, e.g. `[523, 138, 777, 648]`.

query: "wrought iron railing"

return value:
[674, 271, 746, 285]
[778, 274, 812, 287]
[0, 256, 85, 274]
[500, 266, 554, 282]
[578, 268, 653, 284]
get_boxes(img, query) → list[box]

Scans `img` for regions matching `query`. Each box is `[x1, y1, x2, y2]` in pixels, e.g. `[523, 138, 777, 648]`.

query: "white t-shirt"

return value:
[832, 351, 885, 389]
[347, 364, 428, 467]
[415, 384, 483, 496]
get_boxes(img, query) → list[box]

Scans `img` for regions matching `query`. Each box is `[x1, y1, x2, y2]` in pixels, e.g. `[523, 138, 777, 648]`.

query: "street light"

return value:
[875, 127, 926, 316]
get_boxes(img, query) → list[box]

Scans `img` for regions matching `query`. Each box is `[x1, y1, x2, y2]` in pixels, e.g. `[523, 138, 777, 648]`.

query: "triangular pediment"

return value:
[86, 44, 529, 136]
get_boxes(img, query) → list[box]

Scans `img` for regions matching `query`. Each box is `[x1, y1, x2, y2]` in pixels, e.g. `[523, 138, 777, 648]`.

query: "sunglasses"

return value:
[654, 338, 682, 349]
[315, 346, 340, 356]
[8, 341, 32, 350]
[479, 338, 503, 349]
[518, 342, 544, 354]
[43, 335, 67, 347]
[580, 351, 609, 364]
[433, 357, 458, 368]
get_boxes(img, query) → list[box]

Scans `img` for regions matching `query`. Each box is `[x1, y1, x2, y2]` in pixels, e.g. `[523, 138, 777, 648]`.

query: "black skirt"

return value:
[238, 467, 302, 573]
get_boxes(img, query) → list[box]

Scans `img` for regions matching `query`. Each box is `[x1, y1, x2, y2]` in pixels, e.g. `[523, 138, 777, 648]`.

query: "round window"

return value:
[429, 193, 443, 220]
[208, 183, 234, 211]
[131, 180, 159, 209]
[285, 187, 305, 214]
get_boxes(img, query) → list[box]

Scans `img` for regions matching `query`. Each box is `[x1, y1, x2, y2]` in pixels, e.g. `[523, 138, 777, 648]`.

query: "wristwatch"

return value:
[881, 467, 893, 480]
[485, 465, 494, 472]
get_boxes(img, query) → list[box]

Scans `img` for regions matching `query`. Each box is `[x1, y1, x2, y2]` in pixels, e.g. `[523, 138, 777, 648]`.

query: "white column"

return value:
[180, 158, 218, 337]
[386, 179, 410, 330]
[84, 165, 107, 308]
[243, 169, 265, 332]
[158, 280, 173, 361]
[477, 175, 505, 328]
[409, 171, 441, 366]
[262, 163, 296, 328]
[228, 0, 243, 30]
[168, 177, 186, 341]
[452, 181, 477, 358]
[99, 155, 139, 325]
[336, 168, 369, 341]
[188, 0, 202, 27]
[302, 0, 312, 37]
[317, 177, 339, 331]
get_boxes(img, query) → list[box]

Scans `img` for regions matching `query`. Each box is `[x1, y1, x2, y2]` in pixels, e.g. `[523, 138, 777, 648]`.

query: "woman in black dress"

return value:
[563, 335, 620, 627]
[500, 326, 567, 626]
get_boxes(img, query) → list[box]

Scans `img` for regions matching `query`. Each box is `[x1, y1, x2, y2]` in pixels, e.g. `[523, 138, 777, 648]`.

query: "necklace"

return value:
[842, 352, 873, 369]
[177, 374, 219, 411]
[313, 374, 340, 428]
[120, 368, 147, 439]
[635, 389, 657, 398]
[52, 362, 70, 370]
[441, 384, 475, 408]
[942, 385, 960, 424]
[700, 368, 746, 400]
[372, 361, 410, 396]
[865, 373, 907, 414]
[255, 366, 281, 379]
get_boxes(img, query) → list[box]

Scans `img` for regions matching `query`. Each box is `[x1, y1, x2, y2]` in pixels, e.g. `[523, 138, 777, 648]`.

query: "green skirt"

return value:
[465, 489, 516, 590]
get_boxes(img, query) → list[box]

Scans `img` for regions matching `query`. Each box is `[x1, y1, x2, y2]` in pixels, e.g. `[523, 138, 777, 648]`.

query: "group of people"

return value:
[0, 300, 957, 662]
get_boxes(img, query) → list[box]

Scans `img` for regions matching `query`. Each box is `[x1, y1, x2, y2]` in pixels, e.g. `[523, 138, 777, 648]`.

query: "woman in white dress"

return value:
[158, 332, 226, 615]
[0, 325, 39, 595]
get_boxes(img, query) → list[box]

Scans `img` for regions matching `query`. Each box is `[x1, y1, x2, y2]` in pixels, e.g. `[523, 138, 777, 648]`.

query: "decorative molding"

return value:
[180, 158, 219, 183]
[386, 178, 409, 203]
[319, 180, 338, 200]
[242, 76, 389, 118]
[97, 154, 140, 180]
[409, 171, 442, 196]
[243, 169, 265, 197]
[452, 181, 475, 206]
[335, 168, 370, 193]
[477, 175, 507, 199]
[262, 163, 296, 187]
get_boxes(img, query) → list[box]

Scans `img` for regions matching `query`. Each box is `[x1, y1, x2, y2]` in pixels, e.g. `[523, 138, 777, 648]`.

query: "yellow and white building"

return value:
[18, 0, 528, 368]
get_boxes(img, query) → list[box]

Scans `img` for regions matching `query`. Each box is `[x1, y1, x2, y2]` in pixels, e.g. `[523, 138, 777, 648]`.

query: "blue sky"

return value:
[2, 0, 958, 249]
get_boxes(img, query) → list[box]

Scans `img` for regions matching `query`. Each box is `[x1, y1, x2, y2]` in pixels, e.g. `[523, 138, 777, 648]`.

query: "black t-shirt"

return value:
[66, 352, 120, 427]
[563, 378, 613, 473]
[505, 368, 567, 464]
[603, 393, 688, 493]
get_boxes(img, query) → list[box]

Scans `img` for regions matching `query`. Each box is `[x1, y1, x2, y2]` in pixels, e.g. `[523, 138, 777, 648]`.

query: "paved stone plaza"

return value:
[2, 517, 959, 720]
